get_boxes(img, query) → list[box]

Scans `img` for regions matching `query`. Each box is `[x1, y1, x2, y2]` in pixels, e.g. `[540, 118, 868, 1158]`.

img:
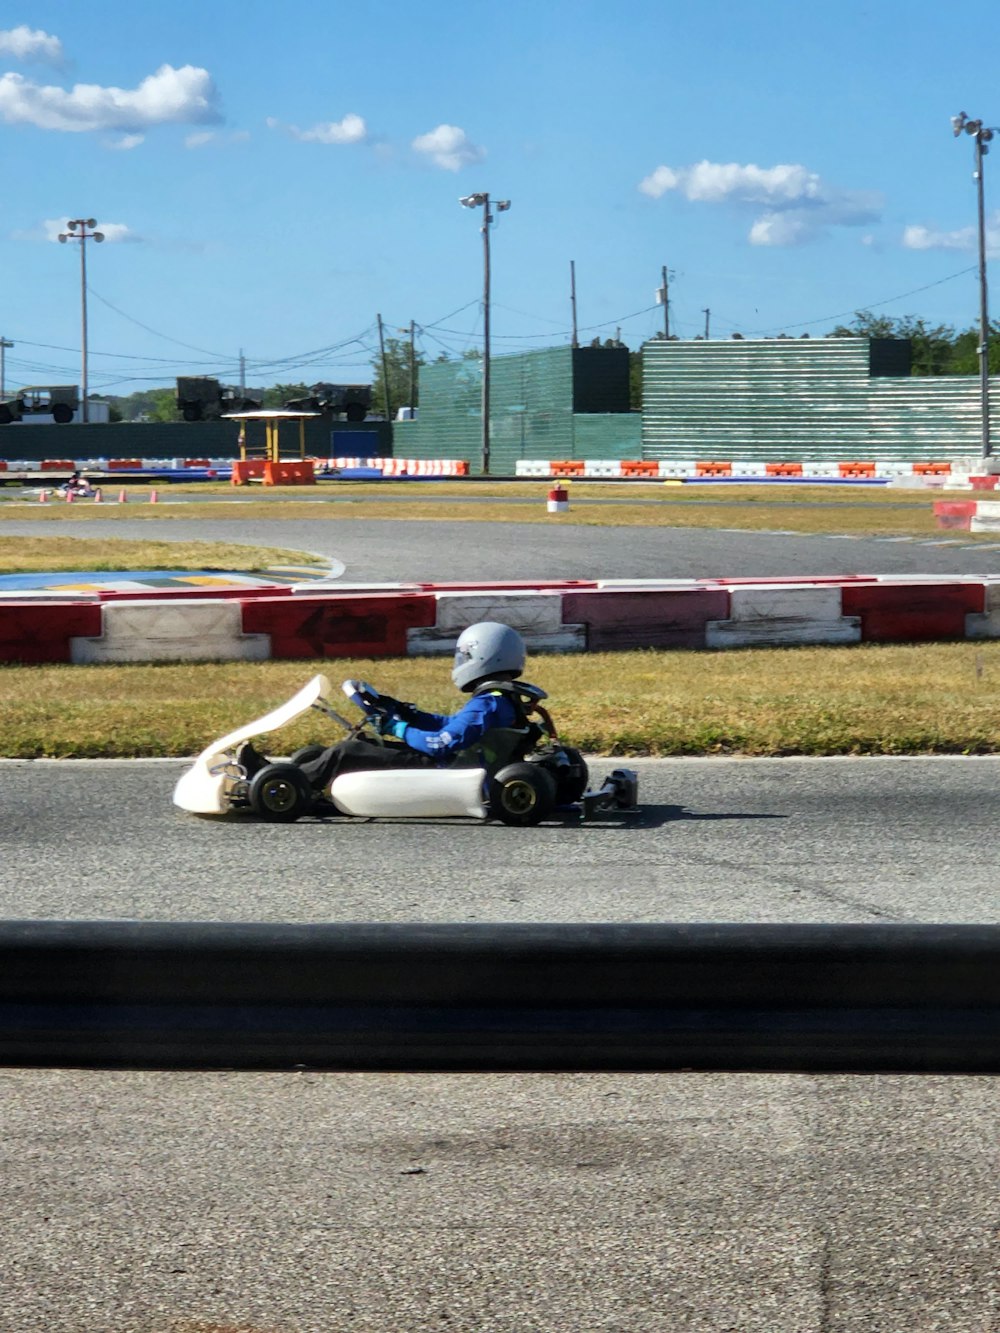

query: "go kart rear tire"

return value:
[489, 762, 557, 827]
[249, 763, 312, 823]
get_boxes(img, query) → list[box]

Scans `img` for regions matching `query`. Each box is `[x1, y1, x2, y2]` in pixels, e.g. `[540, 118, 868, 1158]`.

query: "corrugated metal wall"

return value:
[401, 347, 638, 471]
[641, 337, 999, 461]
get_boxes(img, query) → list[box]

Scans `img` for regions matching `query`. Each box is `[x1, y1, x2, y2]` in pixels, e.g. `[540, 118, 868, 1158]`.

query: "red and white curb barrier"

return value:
[1, 576, 998, 665]
[934, 498, 1000, 532]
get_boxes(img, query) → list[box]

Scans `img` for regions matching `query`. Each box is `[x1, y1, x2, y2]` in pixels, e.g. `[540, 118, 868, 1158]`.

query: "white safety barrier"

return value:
[71, 600, 271, 664]
[705, 585, 862, 649]
[407, 591, 586, 655]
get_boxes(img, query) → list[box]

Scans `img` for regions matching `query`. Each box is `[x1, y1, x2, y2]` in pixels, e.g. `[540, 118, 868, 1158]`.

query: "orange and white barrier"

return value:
[514, 459, 961, 483]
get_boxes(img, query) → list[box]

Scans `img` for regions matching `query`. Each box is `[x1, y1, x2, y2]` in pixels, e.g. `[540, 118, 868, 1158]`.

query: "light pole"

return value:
[0, 336, 12, 401]
[952, 113, 997, 460]
[58, 218, 105, 424]
[459, 191, 511, 475]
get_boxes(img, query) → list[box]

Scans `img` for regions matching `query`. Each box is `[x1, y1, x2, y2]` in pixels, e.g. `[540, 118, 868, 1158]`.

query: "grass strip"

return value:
[0, 536, 324, 574]
[0, 482, 976, 540]
[2, 641, 998, 759]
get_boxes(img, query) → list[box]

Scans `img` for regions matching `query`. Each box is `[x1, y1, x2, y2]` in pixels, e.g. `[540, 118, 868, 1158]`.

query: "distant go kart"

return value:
[173, 673, 639, 826]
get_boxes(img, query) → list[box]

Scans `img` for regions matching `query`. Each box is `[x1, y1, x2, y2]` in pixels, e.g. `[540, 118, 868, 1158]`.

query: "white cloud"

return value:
[0, 63, 220, 133]
[185, 128, 250, 148]
[109, 133, 144, 151]
[748, 212, 810, 247]
[412, 123, 484, 172]
[902, 220, 999, 254]
[639, 158, 881, 246]
[43, 218, 139, 243]
[0, 25, 64, 65]
[267, 113, 367, 144]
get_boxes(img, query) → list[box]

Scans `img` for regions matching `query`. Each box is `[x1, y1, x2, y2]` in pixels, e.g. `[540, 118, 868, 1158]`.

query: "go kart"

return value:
[172, 673, 638, 826]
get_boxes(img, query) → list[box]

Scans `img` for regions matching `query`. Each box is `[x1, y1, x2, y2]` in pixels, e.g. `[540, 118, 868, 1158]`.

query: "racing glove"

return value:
[374, 694, 419, 723]
[375, 711, 409, 741]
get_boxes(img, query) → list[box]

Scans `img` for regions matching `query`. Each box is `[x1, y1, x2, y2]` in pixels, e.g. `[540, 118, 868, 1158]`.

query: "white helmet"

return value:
[452, 621, 526, 691]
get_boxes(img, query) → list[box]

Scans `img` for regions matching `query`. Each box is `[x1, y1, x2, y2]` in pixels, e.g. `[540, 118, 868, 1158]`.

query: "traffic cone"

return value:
[149, 488, 159, 504]
[547, 484, 569, 514]
[118, 488, 127, 504]
[38, 488, 48, 504]
[93, 487, 103, 503]
[65, 488, 75, 503]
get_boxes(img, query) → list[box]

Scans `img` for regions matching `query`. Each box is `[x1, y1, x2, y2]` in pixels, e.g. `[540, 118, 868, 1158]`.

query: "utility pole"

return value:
[377, 313, 392, 421]
[239, 349, 246, 398]
[0, 337, 12, 400]
[407, 320, 416, 412]
[703, 308, 711, 340]
[570, 260, 579, 347]
[459, 191, 511, 475]
[659, 266, 670, 339]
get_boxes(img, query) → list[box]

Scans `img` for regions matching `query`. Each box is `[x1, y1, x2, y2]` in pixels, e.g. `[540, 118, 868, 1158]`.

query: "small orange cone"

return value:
[38, 488, 49, 504]
[149, 488, 159, 504]
[93, 486, 103, 503]
[118, 488, 127, 504]
[65, 488, 75, 503]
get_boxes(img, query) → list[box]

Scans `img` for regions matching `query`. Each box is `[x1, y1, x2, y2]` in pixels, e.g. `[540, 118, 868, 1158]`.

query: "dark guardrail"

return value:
[2, 920, 998, 1073]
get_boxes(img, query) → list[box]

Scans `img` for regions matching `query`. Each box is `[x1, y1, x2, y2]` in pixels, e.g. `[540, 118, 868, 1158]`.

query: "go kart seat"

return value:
[448, 721, 544, 775]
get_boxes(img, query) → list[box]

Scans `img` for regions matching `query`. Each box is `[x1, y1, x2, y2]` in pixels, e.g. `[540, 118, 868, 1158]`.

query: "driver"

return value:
[239, 622, 535, 785]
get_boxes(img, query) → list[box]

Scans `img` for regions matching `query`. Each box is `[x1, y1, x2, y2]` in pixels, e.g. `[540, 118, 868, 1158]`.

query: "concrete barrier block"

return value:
[241, 593, 437, 659]
[971, 499, 1000, 533]
[407, 625, 586, 656]
[71, 601, 271, 664]
[965, 582, 1000, 639]
[842, 581, 985, 642]
[428, 591, 568, 635]
[0, 601, 103, 663]
[706, 586, 860, 648]
[563, 588, 729, 650]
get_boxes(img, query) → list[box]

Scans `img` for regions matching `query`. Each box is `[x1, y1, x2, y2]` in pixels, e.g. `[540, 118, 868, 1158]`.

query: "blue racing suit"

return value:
[392, 685, 520, 762]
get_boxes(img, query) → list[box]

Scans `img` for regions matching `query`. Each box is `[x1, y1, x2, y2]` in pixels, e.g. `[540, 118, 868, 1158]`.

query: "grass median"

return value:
[0, 480, 982, 539]
[3, 642, 999, 759]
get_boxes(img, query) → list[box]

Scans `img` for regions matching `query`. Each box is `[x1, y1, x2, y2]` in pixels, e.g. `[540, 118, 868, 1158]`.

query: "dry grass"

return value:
[0, 535, 323, 574]
[3, 641, 999, 759]
[0, 481, 976, 539]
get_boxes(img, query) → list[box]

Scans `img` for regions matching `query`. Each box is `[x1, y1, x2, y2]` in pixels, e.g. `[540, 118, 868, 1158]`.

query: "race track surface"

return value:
[2, 757, 998, 1331]
[3, 515, 998, 1332]
[3, 513, 1000, 582]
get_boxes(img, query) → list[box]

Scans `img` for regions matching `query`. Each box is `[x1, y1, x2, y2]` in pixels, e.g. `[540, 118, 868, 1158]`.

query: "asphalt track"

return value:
[3, 516, 999, 1331]
[4, 511, 1000, 583]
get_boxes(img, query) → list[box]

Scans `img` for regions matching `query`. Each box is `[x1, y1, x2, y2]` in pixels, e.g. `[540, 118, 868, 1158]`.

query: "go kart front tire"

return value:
[249, 763, 312, 823]
[553, 746, 589, 805]
[290, 744, 326, 767]
[489, 762, 557, 827]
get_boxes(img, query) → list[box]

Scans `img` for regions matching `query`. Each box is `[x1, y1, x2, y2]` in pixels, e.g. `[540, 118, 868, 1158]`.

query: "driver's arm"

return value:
[392, 692, 516, 757]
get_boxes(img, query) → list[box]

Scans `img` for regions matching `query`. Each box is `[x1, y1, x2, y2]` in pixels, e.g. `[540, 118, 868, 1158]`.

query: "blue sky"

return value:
[1, 0, 998, 397]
